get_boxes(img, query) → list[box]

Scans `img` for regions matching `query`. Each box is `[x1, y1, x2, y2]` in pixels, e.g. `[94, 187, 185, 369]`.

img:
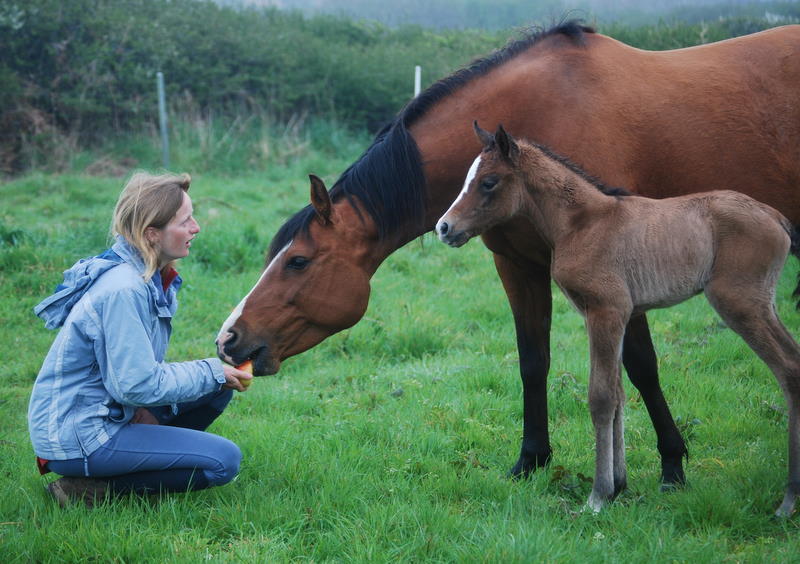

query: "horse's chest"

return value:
[482, 221, 551, 267]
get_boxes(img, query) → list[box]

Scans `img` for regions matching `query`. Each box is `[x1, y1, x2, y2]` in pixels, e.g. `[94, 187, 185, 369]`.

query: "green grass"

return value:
[3, 144, 800, 561]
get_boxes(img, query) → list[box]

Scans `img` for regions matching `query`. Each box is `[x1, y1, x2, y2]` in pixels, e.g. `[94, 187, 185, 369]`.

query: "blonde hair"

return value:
[112, 171, 191, 281]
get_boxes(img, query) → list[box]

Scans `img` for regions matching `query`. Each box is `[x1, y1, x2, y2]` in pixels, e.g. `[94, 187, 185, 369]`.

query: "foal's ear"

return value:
[495, 124, 519, 162]
[309, 174, 333, 226]
[473, 120, 495, 149]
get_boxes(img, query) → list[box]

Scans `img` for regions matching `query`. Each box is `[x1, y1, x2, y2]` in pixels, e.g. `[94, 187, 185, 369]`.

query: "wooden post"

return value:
[414, 65, 421, 97]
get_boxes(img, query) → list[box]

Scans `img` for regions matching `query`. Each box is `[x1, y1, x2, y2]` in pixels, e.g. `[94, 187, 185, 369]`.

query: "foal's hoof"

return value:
[583, 492, 606, 514]
[775, 495, 796, 519]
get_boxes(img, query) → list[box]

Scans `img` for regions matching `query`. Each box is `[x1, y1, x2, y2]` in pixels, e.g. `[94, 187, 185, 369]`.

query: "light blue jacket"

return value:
[28, 236, 225, 460]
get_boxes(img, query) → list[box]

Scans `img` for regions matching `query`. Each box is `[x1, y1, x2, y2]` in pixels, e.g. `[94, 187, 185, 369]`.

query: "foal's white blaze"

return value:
[436, 155, 482, 236]
[455, 154, 482, 206]
[216, 242, 292, 362]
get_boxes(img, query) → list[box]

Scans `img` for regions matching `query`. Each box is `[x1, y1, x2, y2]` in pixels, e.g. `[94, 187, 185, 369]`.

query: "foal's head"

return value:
[436, 122, 526, 247]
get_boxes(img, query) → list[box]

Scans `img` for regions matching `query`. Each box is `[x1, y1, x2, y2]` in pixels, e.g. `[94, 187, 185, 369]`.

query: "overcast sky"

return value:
[215, 0, 789, 28]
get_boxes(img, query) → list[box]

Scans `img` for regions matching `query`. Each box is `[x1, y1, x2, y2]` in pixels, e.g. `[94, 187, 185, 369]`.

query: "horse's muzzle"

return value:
[216, 330, 280, 376]
[436, 218, 470, 247]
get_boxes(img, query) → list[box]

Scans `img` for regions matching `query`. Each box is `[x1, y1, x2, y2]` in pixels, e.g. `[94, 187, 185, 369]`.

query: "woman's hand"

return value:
[131, 407, 160, 424]
[222, 364, 253, 392]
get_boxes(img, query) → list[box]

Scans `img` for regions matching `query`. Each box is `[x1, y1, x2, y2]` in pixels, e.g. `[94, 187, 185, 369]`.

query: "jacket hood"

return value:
[34, 236, 141, 330]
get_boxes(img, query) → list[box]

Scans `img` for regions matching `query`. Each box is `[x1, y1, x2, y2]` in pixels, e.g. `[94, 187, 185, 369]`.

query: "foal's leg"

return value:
[623, 313, 687, 489]
[612, 368, 627, 496]
[491, 252, 554, 478]
[779, 403, 800, 518]
[705, 283, 800, 517]
[585, 306, 629, 512]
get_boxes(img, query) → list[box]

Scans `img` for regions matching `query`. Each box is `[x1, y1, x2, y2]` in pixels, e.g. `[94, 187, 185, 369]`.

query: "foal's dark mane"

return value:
[532, 142, 630, 198]
[267, 20, 595, 260]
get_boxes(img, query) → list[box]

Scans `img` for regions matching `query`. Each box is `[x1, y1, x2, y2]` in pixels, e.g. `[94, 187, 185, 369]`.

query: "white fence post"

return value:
[414, 65, 421, 97]
[157, 71, 170, 170]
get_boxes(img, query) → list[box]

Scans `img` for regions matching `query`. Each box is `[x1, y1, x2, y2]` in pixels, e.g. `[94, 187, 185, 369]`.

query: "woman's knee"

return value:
[203, 437, 242, 486]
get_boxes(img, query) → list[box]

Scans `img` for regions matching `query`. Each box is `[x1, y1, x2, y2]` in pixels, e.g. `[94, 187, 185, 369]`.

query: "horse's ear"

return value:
[495, 124, 519, 162]
[309, 174, 333, 226]
[473, 120, 495, 149]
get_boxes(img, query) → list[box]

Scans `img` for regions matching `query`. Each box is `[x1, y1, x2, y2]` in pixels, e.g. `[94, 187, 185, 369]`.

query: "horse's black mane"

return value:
[402, 20, 593, 127]
[533, 143, 631, 198]
[268, 20, 595, 260]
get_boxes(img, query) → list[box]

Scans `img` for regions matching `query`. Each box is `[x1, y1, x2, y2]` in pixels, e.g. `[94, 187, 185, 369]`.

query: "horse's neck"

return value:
[336, 200, 414, 275]
[409, 42, 578, 233]
[520, 153, 611, 245]
[391, 30, 617, 253]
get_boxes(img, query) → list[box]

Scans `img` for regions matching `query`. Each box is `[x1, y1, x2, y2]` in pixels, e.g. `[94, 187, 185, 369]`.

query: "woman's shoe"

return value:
[46, 477, 110, 508]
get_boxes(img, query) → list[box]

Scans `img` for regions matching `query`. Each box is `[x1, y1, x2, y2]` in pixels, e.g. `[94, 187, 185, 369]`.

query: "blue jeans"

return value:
[48, 389, 241, 494]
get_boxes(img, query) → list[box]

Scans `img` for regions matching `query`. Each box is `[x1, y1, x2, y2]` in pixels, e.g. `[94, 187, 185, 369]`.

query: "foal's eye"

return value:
[480, 176, 499, 192]
[286, 256, 310, 270]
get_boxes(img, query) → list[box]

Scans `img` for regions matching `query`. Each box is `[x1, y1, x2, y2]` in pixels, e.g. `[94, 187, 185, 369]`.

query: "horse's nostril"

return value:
[439, 221, 449, 235]
[226, 328, 239, 348]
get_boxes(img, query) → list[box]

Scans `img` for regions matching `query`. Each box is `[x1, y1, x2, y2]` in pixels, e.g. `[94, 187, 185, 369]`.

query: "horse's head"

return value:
[436, 122, 524, 247]
[216, 175, 375, 375]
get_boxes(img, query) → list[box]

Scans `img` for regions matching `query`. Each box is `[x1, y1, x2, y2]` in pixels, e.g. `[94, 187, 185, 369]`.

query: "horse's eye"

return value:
[480, 176, 499, 192]
[286, 256, 310, 270]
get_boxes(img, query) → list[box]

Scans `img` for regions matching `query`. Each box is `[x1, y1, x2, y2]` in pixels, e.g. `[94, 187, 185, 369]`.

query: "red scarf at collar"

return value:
[161, 267, 179, 292]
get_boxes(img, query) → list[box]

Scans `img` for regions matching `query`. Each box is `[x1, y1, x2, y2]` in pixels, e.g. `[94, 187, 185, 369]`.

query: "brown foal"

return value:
[437, 123, 800, 516]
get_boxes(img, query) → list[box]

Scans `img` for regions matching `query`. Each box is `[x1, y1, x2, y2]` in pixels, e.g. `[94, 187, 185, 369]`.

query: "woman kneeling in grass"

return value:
[28, 172, 252, 507]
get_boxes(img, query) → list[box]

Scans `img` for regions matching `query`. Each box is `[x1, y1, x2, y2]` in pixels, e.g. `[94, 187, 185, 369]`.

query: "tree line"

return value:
[1, 0, 798, 173]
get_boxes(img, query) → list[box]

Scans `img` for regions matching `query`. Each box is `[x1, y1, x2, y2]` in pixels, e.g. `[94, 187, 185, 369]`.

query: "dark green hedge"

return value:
[0, 2, 499, 155]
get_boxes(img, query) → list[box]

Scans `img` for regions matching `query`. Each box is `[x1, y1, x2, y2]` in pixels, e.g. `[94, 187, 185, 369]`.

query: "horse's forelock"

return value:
[267, 206, 315, 263]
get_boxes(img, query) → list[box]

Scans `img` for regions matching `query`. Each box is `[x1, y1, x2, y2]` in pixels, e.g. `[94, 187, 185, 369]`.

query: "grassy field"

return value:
[3, 141, 800, 561]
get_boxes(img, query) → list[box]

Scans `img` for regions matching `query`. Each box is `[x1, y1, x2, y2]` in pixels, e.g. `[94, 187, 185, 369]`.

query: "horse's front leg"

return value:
[585, 306, 628, 513]
[622, 314, 687, 488]
[491, 252, 553, 478]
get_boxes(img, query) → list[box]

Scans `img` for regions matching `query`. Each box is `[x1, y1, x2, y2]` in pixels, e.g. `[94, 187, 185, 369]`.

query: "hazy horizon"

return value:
[214, 0, 792, 28]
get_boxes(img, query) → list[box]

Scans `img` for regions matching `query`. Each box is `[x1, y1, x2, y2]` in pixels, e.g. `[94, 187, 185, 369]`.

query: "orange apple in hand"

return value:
[236, 360, 253, 388]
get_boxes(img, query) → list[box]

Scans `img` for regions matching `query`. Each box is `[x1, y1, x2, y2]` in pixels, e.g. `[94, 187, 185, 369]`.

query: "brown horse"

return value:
[437, 123, 800, 515]
[217, 22, 800, 490]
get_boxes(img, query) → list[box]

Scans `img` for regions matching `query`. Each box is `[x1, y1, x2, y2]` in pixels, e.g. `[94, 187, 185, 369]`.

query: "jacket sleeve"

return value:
[89, 285, 225, 407]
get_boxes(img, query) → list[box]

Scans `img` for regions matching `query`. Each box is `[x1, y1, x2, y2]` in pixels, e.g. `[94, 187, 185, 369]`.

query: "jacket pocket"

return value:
[63, 408, 87, 458]
[72, 394, 109, 456]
